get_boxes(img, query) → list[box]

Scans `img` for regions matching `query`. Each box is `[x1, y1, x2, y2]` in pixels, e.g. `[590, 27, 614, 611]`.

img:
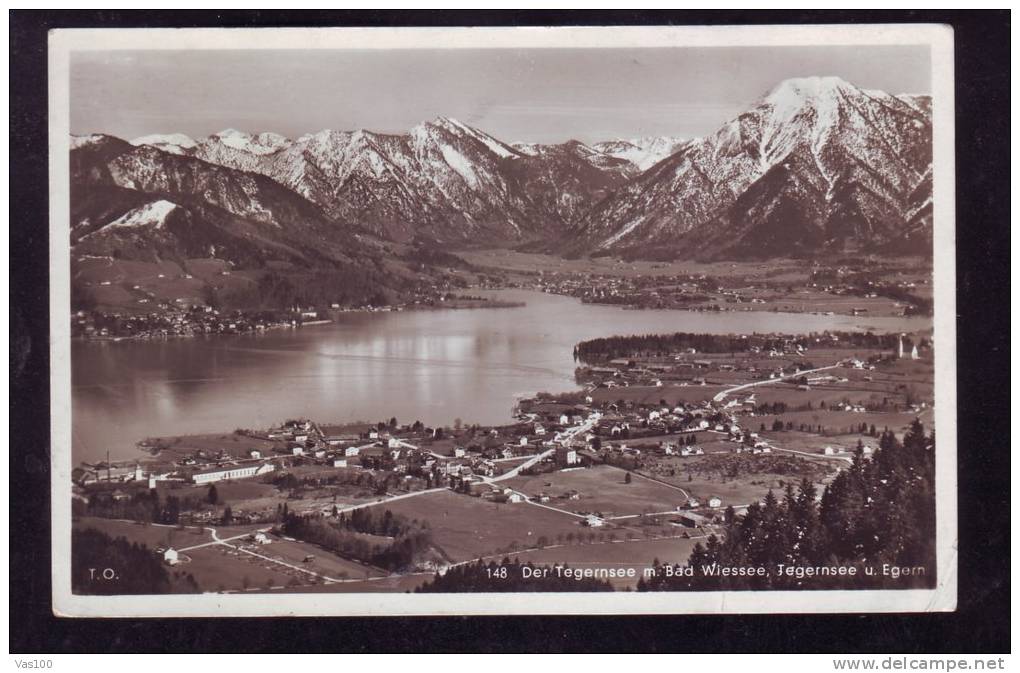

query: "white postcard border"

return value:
[48, 23, 957, 617]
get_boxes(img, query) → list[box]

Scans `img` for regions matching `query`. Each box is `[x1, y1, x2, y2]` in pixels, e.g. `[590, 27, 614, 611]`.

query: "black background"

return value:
[9, 9, 1010, 654]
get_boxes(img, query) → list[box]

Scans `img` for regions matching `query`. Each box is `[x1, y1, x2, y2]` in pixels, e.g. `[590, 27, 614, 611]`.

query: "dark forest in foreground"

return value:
[639, 420, 935, 591]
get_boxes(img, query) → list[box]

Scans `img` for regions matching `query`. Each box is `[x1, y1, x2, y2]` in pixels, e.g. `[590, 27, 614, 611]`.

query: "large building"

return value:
[555, 446, 579, 467]
[191, 462, 276, 485]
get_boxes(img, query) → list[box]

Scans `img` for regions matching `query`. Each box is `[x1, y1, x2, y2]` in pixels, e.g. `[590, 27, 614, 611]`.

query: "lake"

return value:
[72, 289, 930, 463]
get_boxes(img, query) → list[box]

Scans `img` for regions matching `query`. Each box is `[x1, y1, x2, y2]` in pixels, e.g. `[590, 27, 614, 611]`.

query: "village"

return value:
[71, 325, 933, 593]
[460, 250, 934, 318]
[70, 251, 509, 339]
[520, 268, 931, 317]
[70, 292, 526, 340]
[72, 249, 933, 341]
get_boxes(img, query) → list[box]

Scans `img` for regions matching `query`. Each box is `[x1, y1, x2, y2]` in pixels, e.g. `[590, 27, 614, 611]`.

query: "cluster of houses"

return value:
[71, 304, 299, 340]
[823, 444, 874, 457]
[86, 364, 862, 529]
[87, 371, 794, 499]
[580, 350, 826, 392]
[534, 271, 741, 311]
[594, 403, 725, 443]
[104, 411, 606, 498]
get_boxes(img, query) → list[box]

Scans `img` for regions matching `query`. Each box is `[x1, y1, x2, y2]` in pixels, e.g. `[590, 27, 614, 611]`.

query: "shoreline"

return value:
[73, 299, 528, 342]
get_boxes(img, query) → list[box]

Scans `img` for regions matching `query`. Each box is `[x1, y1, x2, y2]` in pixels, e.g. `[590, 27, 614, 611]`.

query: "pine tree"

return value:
[643, 422, 935, 592]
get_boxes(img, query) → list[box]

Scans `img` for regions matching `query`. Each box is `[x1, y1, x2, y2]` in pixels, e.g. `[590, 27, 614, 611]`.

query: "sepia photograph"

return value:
[45, 23, 959, 618]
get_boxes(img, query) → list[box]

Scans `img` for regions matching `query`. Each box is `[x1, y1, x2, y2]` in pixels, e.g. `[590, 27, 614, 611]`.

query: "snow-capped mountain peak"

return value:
[210, 128, 289, 155]
[590, 136, 690, 171]
[70, 134, 110, 150]
[510, 142, 542, 157]
[81, 77, 931, 262]
[761, 76, 854, 122]
[130, 133, 198, 155]
[431, 116, 467, 131]
[418, 116, 519, 159]
[212, 128, 247, 140]
[572, 76, 933, 257]
[766, 75, 852, 98]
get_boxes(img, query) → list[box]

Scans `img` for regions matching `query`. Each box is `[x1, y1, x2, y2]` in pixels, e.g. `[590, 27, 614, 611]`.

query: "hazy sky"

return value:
[71, 45, 931, 144]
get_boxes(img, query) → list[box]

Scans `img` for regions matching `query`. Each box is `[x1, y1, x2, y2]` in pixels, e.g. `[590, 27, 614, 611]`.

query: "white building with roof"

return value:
[191, 462, 275, 485]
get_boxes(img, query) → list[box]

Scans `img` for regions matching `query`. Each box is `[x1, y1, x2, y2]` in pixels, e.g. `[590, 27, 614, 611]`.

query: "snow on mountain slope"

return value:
[896, 94, 932, 118]
[70, 134, 110, 150]
[76, 78, 931, 260]
[69, 139, 387, 268]
[211, 129, 290, 155]
[98, 199, 178, 231]
[570, 76, 932, 258]
[130, 133, 198, 155]
[510, 143, 543, 157]
[514, 137, 685, 174]
[191, 118, 577, 242]
[434, 117, 519, 158]
[130, 120, 684, 242]
[502, 140, 634, 231]
[590, 136, 690, 171]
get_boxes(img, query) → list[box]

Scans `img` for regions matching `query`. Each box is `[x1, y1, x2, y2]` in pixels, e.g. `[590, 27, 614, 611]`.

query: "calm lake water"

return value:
[72, 289, 930, 463]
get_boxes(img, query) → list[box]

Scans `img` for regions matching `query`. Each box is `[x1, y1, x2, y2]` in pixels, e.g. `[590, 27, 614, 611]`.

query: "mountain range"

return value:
[70, 76, 932, 268]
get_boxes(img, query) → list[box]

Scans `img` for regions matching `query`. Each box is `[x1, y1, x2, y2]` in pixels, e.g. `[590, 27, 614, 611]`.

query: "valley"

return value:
[67, 73, 938, 597]
[68, 76, 933, 323]
[72, 321, 935, 594]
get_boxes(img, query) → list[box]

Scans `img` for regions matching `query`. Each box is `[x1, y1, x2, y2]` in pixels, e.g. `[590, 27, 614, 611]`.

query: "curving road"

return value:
[712, 363, 842, 402]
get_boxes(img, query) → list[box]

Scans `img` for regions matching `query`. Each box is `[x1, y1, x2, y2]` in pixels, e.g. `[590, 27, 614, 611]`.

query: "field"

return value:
[590, 385, 726, 406]
[750, 410, 922, 437]
[183, 545, 297, 592]
[250, 537, 386, 581]
[420, 438, 457, 456]
[150, 478, 286, 519]
[637, 451, 835, 507]
[73, 517, 298, 592]
[75, 257, 186, 286]
[505, 465, 691, 517]
[704, 287, 907, 317]
[73, 516, 199, 550]
[760, 430, 862, 457]
[384, 490, 583, 563]
[199, 479, 278, 503]
[72, 516, 392, 592]
[457, 250, 932, 318]
[458, 250, 817, 281]
[74, 256, 260, 313]
[147, 432, 282, 460]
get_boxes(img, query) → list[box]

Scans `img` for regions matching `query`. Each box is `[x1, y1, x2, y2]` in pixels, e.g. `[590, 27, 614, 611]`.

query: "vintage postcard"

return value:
[49, 23, 957, 616]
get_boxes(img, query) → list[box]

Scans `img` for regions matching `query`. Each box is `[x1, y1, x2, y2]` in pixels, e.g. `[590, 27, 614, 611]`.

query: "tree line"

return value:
[281, 509, 433, 572]
[212, 268, 399, 311]
[573, 331, 928, 364]
[639, 420, 935, 591]
[72, 528, 200, 595]
[81, 488, 200, 526]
